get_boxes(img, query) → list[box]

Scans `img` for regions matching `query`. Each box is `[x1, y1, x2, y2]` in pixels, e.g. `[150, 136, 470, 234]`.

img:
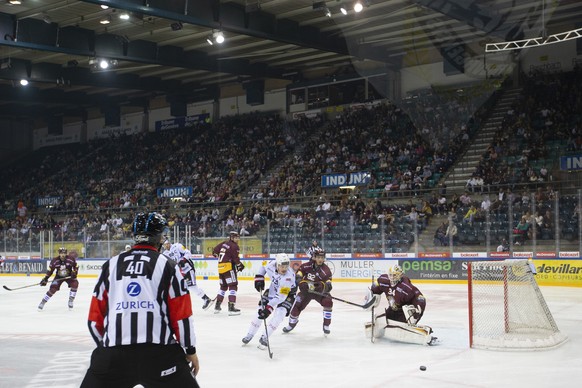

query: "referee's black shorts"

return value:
[81, 343, 199, 388]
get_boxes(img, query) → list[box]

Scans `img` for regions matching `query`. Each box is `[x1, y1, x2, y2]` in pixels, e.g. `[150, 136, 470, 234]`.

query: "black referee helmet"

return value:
[132, 212, 169, 249]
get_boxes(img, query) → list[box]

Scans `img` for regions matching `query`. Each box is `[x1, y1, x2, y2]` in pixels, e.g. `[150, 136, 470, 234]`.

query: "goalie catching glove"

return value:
[258, 305, 273, 320]
[254, 274, 265, 292]
[402, 304, 422, 325]
[363, 288, 381, 311]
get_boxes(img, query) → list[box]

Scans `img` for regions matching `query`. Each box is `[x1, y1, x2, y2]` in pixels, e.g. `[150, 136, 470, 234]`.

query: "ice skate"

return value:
[323, 325, 331, 336]
[228, 302, 241, 316]
[257, 335, 268, 350]
[37, 300, 46, 312]
[282, 324, 295, 333]
[428, 336, 439, 346]
[68, 298, 74, 310]
[214, 300, 222, 314]
[202, 296, 212, 310]
[242, 335, 253, 345]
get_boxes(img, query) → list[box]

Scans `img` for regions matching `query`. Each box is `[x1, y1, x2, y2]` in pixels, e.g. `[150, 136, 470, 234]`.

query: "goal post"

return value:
[468, 259, 567, 350]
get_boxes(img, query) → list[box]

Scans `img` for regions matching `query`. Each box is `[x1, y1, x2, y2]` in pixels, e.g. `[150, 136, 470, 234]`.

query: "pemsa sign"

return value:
[321, 172, 371, 188]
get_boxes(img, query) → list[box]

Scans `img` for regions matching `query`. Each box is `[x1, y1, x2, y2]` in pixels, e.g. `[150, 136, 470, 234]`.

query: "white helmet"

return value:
[275, 253, 290, 267]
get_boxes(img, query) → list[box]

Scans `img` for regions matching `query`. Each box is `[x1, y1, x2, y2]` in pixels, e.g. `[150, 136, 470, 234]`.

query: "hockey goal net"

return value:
[468, 259, 567, 350]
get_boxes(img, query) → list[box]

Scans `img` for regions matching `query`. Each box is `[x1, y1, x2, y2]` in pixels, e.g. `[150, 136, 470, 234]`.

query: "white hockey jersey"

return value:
[166, 243, 186, 263]
[257, 259, 296, 309]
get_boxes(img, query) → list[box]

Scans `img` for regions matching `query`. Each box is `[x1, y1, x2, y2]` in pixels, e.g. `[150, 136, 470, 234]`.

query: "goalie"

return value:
[365, 264, 437, 346]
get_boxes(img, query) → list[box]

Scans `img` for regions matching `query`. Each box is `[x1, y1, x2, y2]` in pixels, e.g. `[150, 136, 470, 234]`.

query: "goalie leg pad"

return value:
[384, 319, 435, 346]
[364, 315, 387, 339]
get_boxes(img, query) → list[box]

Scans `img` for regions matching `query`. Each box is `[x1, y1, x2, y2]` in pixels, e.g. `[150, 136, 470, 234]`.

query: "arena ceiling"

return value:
[0, 0, 580, 121]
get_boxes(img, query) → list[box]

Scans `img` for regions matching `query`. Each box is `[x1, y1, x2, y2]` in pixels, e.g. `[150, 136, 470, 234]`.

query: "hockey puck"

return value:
[420, 366, 427, 371]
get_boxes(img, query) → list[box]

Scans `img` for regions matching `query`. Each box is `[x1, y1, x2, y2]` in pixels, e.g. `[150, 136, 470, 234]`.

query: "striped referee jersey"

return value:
[87, 245, 196, 350]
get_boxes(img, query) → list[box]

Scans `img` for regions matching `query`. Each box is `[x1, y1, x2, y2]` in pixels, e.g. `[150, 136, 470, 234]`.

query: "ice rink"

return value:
[0, 275, 580, 388]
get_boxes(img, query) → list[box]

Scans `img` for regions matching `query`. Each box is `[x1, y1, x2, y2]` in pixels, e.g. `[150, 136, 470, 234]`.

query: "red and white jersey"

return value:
[87, 245, 196, 350]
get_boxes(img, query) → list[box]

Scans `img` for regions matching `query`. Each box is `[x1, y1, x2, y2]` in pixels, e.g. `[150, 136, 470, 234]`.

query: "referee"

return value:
[81, 212, 200, 388]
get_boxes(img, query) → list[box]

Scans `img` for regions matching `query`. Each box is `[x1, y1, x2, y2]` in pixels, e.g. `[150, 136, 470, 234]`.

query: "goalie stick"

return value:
[370, 274, 375, 344]
[3, 276, 71, 291]
[308, 290, 377, 309]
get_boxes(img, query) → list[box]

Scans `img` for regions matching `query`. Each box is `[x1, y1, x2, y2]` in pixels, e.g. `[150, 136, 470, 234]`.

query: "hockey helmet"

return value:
[229, 230, 240, 240]
[275, 253, 290, 271]
[133, 212, 169, 249]
[125, 244, 131, 251]
[312, 247, 326, 265]
[58, 247, 67, 255]
[387, 264, 404, 286]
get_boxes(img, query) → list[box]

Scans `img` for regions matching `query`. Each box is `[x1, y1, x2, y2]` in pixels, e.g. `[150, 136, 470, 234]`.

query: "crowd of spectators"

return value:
[0, 70, 580, 254]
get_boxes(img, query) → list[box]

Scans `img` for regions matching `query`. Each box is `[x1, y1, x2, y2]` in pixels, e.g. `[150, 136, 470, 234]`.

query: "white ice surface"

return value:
[0, 275, 580, 388]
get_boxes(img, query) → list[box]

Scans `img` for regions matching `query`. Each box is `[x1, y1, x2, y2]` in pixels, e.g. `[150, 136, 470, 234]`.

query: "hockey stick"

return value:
[308, 290, 377, 309]
[371, 274, 375, 344]
[3, 276, 71, 291]
[259, 293, 273, 359]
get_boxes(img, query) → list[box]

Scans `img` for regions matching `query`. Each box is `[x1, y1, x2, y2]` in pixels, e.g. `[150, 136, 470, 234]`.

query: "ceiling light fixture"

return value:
[325, 7, 332, 17]
[340, 7, 347, 15]
[89, 58, 118, 71]
[354, 1, 363, 13]
[100, 5, 109, 9]
[206, 35, 214, 45]
[214, 31, 225, 44]
[7, 0, 22, 5]
[99, 15, 111, 25]
[170, 21, 183, 31]
[119, 12, 130, 20]
[20, 79, 28, 86]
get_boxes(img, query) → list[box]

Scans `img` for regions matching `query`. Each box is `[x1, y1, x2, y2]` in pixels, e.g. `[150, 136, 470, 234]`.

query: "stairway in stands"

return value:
[442, 88, 522, 193]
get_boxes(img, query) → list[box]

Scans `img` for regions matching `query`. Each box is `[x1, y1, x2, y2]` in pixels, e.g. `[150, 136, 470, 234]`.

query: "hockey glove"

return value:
[40, 277, 49, 286]
[403, 305, 421, 325]
[235, 262, 245, 272]
[258, 305, 273, 320]
[254, 275, 265, 292]
[323, 281, 333, 293]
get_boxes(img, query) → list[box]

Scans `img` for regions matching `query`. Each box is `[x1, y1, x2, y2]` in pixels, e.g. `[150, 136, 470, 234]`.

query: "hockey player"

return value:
[212, 231, 244, 315]
[168, 243, 212, 310]
[242, 253, 296, 348]
[38, 247, 79, 311]
[365, 264, 437, 345]
[161, 239, 172, 256]
[283, 247, 333, 335]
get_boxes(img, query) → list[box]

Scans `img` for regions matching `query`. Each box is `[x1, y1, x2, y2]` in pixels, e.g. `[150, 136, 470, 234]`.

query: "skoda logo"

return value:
[127, 282, 142, 296]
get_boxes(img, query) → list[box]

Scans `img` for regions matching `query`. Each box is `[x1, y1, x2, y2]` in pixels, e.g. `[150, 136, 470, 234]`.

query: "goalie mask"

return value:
[387, 264, 404, 286]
